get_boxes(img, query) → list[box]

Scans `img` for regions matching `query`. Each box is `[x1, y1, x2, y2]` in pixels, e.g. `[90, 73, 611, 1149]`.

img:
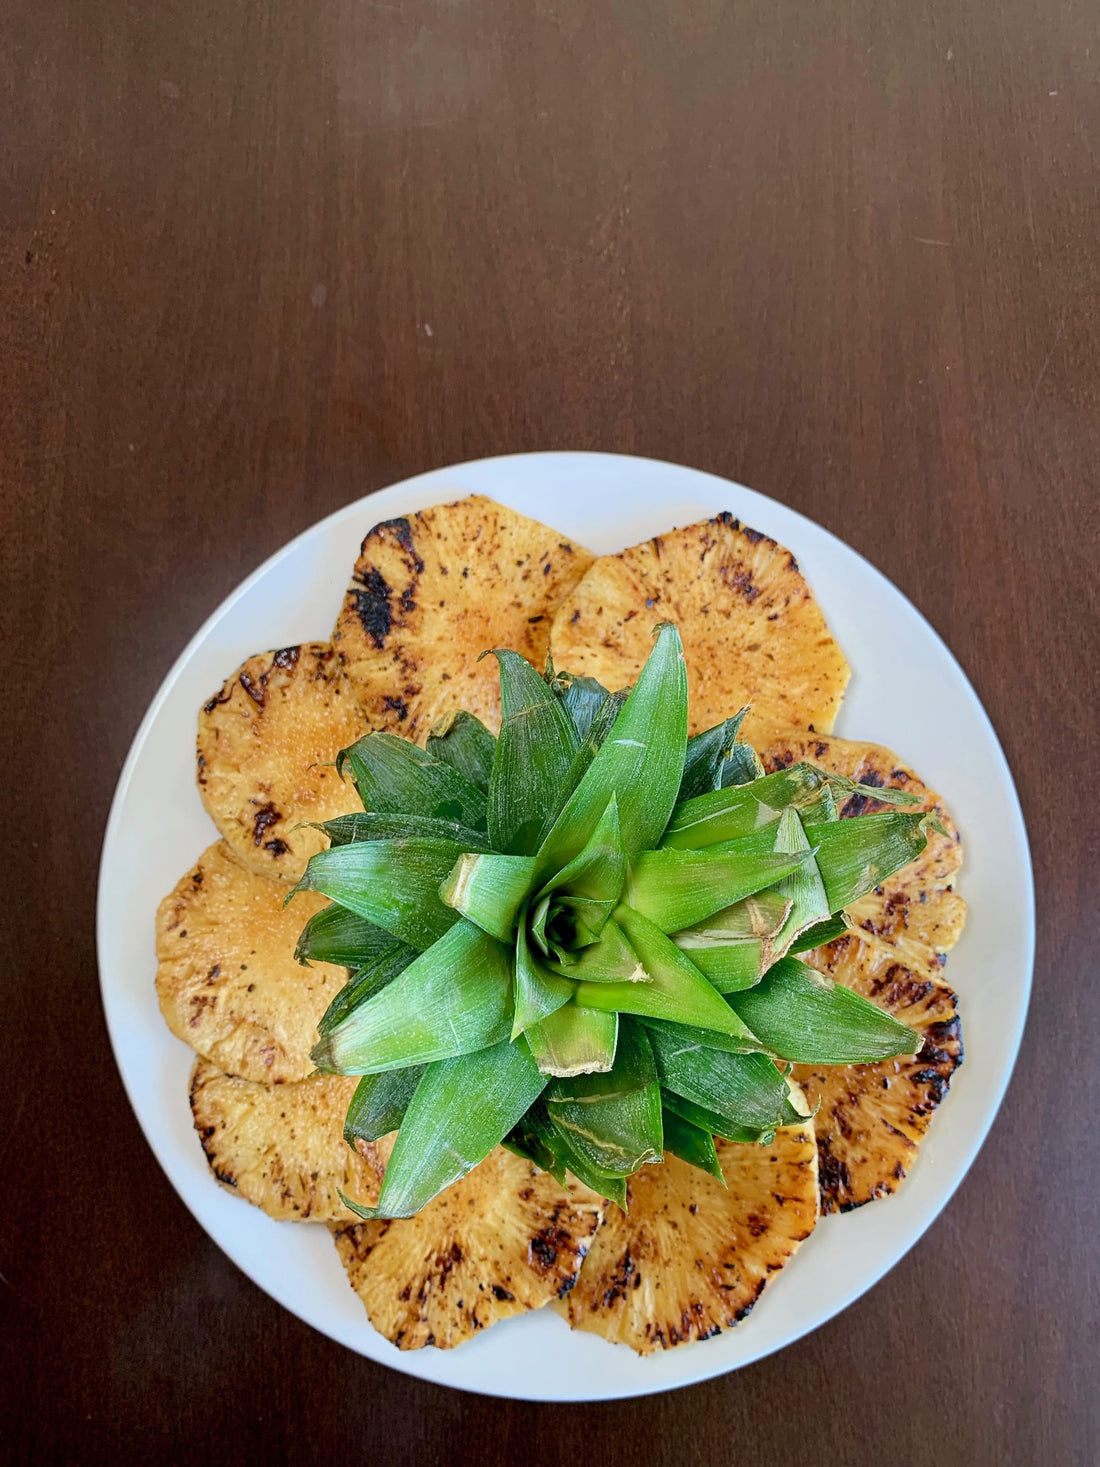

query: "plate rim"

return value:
[96, 450, 1035, 1400]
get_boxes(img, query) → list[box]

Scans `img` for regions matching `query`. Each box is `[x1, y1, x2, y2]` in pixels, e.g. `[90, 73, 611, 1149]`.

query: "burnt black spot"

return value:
[251, 802, 282, 846]
[239, 670, 265, 706]
[400, 588, 417, 613]
[742, 526, 765, 544]
[352, 567, 394, 648]
[543, 562, 552, 575]
[383, 516, 425, 573]
[570, 609, 580, 624]
[202, 687, 231, 714]
[598, 1249, 637, 1307]
[527, 614, 544, 623]
[910, 1069, 949, 1104]
[530, 1227, 569, 1272]
[383, 695, 409, 722]
[491, 1285, 515, 1301]
[264, 838, 289, 856]
[721, 564, 760, 603]
[207, 964, 220, 981]
[272, 645, 300, 672]
[924, 1016, 961, 1048]
[845, 792, 871, 817]
[816, 1135, 853, 1208]
[734, 1278, 767, 1323]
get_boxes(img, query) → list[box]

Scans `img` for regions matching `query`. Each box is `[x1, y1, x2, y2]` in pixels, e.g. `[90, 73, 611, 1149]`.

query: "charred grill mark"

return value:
[387, 516, 426, 574]
[816, 1135, 854, 1208]
[597, 1249, 636, 1307]
[733, 1277, 767, 1323]
[202, 687, 232, 714]
[251, 801, 282, 846]
[352, 566, 394, 647]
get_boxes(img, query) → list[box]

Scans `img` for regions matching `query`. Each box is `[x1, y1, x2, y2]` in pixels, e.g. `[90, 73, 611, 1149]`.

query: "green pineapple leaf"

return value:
[318, 811, 492, 851]
[425, 709, 497, 791]
[311, 920, 513, 1074]
[728, 955, 921, 1063]
[346, 1036, 547, 1219]
[678, 709, 749, 802]
[293, 838, 467, 949]
[486, 649, 580, 856]
[343, 1066, 426, 1147]
[294, 903, 404, 970]
[338, 731, 488, 830]
[544, 1020, 663, 1179]
[535, 623, 688, 878]
[661, 1107, 725, 1181]
[526, 1002, 619, 1077]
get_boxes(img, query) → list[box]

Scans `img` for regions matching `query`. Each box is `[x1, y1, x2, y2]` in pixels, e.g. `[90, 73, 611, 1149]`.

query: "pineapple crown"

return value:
[292, 624, 935, 1218]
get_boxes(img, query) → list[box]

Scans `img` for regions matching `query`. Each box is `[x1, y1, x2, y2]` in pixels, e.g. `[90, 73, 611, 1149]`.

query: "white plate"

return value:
[97, 452, 1033, 1401]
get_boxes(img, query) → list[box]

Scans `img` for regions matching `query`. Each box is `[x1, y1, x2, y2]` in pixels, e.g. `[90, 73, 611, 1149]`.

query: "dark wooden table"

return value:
[3, 1, 1097, 1461]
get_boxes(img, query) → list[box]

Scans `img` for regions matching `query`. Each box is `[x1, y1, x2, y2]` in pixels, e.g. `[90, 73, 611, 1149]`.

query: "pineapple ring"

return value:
[558, 1092, 819, 1354]
[549, 513, 851, 744]
[760, 732, 967, 977]
[796, 934, 963, 1213]
[189, 1059, 383, 1222]
[157, 841, 344, 1084]
[197, 641, 366, 882]
[333, 496, 594, 740]
[332, 1147, 606, 1350]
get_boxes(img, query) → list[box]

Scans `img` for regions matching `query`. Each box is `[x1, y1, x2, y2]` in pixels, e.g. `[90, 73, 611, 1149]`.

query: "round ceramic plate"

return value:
[97, 452, 1033, 1400]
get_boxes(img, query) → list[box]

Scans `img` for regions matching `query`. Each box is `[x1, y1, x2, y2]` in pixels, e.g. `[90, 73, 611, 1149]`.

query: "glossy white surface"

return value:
[97, 452, 1033, 1400]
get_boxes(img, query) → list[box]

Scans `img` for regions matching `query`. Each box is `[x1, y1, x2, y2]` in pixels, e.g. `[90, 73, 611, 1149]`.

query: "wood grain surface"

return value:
[2, 1, 1097, 1462]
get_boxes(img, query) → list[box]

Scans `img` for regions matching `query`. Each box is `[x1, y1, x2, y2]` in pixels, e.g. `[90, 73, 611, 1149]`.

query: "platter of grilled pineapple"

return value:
[98, 452, 1033, 1398]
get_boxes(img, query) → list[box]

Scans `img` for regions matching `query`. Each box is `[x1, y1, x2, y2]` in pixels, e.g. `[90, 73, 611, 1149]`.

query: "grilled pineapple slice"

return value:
[549, 513, 850, 743]
[558, 1093, 819, 1353]
[157, 841, 343, 1083]
[332, 1148, 605, 1349]
[332, 496, 594, 738]
[197, 642, 366, 882]
[796, 934, 963, 1212]
[189, 1059, 384, 1222]
[760, 732, 967, 976]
